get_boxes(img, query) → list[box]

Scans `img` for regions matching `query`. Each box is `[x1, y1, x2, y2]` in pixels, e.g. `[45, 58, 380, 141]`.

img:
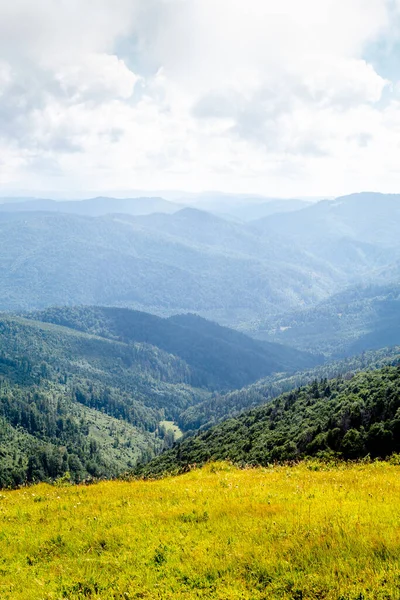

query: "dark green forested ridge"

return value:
[0, 312, 210, 487]
[2, 305, 400, 488]
[0, 306, 316, 488]
[178, 346, 400, 431]
[135, 362, 400, 477]
[25, 306, 319, 390]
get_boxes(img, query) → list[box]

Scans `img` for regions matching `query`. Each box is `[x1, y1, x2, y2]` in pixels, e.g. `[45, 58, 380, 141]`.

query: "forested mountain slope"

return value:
[1, 305, 400, 487]
[252, 282, 400, 356]
[0, 197, 397, 327]
[27, 306, 318, 389]
[0, 312, 209, 486]
[136, 362, 400, 477]
[178, 346, 400, 431]
[0, 307, 318, 487]
[0, 211, 341, 321]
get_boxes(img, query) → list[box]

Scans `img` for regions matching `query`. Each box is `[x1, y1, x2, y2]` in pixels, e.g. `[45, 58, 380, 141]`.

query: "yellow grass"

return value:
[1, 461, 400, 599]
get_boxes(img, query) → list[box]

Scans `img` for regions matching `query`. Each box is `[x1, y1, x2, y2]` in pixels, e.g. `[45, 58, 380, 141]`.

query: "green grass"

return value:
[159, 420, 183, 441]
[1, 461, 400, 599]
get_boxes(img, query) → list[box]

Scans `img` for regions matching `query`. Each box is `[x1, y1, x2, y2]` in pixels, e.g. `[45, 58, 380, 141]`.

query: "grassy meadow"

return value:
[1, 462, 400, 599]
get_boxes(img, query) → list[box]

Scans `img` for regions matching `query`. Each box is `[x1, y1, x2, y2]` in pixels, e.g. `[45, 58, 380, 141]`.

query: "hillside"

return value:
[178, 346, 400, 430]
[0, 312, 208, 487]
[137, 363, 400, 477]
[252, 282, 400, 356]
[0, 210, 343, 322]
[0, 307, 319, 486]
[27, 306, 318, 389]
[1, 462, 400, 599]
[0, 196, 397, 327]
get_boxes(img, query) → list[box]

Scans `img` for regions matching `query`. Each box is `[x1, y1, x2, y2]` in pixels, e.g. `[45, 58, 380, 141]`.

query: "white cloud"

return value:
[300, 57, 388, 106]
[56, 54, 139, 102]
[1, 0, 400, 195]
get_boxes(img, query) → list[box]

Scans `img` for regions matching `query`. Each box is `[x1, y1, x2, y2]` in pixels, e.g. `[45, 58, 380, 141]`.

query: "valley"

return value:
[4, 4, 400, 598]
[0, 192, 400, 489]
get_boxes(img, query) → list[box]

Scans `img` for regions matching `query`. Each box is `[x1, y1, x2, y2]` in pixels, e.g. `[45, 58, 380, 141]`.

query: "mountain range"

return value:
[0, 189, 400, 485]
[0, 192, 399, 344]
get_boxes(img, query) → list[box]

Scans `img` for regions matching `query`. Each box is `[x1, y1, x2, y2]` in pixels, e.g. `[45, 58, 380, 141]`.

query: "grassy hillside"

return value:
[137, 363, 400, 477]
[1, 462, 400, 599]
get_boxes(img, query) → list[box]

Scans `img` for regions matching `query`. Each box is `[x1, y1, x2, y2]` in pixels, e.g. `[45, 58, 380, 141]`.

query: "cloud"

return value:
[0, 0, 400, 195]
[56, 54, 139, 102]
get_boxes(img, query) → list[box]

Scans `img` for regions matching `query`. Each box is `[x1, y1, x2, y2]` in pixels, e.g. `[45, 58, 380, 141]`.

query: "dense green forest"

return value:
[0, 311, 209, 487]
[136, 362, 400, 477]
[178, 346, 400, 431]
[1, 304, 400, 488]
[27, 306, 318, 389]
[0, 307, 316, 487]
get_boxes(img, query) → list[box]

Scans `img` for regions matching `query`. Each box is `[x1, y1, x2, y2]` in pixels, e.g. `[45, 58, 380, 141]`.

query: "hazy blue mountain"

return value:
[253, 192, 400, 248]
[251, 282, 400, 357]
[181, 191, 316, 215]
[220, 199, 311, 221]
[0, 197, 39, 204]
[0, 193, 398, 329]
[124, 207, 392, 280]
[0, 210, 345, 323]
[0, 196, 182, 217]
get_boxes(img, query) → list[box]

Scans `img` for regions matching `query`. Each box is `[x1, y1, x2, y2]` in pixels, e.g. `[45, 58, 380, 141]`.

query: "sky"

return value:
[1, 0, 400, 197]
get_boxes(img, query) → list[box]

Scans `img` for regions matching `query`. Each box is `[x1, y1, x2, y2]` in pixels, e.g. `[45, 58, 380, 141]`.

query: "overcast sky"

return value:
[1, 0, 400, 197]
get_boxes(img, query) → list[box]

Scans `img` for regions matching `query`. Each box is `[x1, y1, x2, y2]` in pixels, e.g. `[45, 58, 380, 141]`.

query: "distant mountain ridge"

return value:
[0, 210, 348, 321]
[0, 196, 182, 217]
[252, 192, 400, 248]
[252, 281, 400, 356]
[0, 191, 398, 338]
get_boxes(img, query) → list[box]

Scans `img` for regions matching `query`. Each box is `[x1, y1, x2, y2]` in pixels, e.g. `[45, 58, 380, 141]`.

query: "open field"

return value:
[1, 462, 400, 599]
